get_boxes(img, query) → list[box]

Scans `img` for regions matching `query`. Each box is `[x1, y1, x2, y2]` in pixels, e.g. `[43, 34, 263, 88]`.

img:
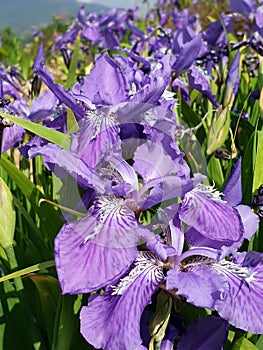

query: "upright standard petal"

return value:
[55, 195, 140, 293]
[223, 158, 242, 206]
[71, 109, 120, 168]
[80, 251, 164, 350]
[72, 52, 129, 106]
[172, 34, 202, 75]
[133, 141, 181, 183]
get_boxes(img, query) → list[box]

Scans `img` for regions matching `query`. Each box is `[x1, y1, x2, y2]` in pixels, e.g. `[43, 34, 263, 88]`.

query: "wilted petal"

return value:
[178, 316, 228, 350]
[214, 252, 263, 334]
[167, 264, 228, 309]
[80, 251, 164, 349]
[55, 195, 140, 293]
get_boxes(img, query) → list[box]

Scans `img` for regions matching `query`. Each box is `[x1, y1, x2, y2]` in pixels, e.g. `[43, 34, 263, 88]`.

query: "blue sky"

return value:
[0, 0, 156, 33]
[76, 0, 155, 9]
[0, 0, 155, 32]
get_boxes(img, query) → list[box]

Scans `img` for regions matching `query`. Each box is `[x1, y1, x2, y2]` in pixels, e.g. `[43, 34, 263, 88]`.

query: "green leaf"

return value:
[180, 98, 203, 128]
[256, 334, 263, 349]
[207, 156, 224, 189]
[0, 260, 55, 282]
[0, 280, 35, 349]
[0, 156, 63, 239]
[65, 106, 80, 133]
[232, 337, 258, 350]
[66, 38, 80, 89]
[12, 196, 52, 259]
[52, 295, 78, 350]
[253, 130, 263, 192]
[0, 112, 71, 150]
[242, 131, 257, 205]
[27, 274, 60, 347]
[0, 177, 16, 249]
[207, 106, 231, 155]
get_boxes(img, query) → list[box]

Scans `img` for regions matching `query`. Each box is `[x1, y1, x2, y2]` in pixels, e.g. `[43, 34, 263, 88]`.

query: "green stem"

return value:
[4, 246, 24, 292]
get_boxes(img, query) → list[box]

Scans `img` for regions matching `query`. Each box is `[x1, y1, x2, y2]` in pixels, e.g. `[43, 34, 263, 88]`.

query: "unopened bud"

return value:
[0, 178, 15, 248]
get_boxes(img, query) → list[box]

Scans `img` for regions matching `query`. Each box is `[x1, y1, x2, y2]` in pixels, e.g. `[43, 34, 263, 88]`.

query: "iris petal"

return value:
[80, 252, 164, 349]
[180, 188, 244, 244]
[55, 195, 140, 293]
[28, 143, 105, 192]
[214, 252, 263, 334]
[167, 264, 228, 309]
[71, 111, 120, 168]
[178, 316, 228, 350]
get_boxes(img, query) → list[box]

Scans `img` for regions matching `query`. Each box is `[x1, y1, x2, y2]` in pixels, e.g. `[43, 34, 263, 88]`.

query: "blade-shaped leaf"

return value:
[0, 155, 63, 238]
[0, 112, 71, 150]
[253, 130, 263, 192]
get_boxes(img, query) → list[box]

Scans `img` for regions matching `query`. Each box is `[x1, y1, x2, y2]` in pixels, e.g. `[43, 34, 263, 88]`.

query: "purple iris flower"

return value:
[204, 14, 233, 48]
[188, 66, 220, 107]
[79, 7, 143, 51]
[30, 135, 199, 295]
[79, 157, 260, 349]
[182, 158, 259, 255]
[68, 52, 172, 168]
[172, 34, 202, 76]
[80, 203, 260, 348]
[230, 0, 263, 38]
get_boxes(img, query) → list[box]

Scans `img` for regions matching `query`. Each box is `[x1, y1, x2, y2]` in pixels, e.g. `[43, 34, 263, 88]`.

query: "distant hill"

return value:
[0, 0, 111, 33]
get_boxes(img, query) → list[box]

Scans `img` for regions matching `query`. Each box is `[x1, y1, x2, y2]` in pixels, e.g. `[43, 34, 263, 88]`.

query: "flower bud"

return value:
[0, 178, 15, 249]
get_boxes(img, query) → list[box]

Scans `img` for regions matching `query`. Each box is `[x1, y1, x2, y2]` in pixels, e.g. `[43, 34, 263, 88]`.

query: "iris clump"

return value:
[0, 0, 263, 349]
